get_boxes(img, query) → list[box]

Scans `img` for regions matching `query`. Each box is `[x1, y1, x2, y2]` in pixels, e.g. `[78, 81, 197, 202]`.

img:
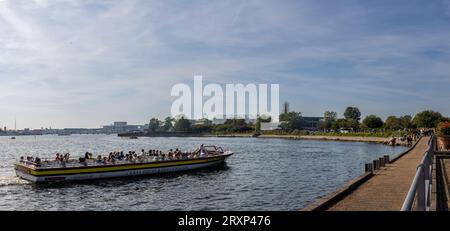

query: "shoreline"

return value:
[119, 133, 410, 146]
[204, 134, 411, 146]
[257, 134, 387, 143]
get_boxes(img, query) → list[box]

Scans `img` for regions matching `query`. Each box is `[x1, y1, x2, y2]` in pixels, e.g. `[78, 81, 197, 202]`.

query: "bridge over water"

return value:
[305, 135, 450, 211]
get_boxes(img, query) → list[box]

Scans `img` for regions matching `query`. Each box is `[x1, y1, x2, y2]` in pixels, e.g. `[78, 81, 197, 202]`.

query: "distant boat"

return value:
[11, 137, 16, 140]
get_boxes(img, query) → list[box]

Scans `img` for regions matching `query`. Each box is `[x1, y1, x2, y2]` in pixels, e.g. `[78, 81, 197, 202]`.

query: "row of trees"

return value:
[317, 107, 361, 131]
[147, 117, 254, 134]
[147, 108, 447, 134]
[317, 108, 446, 131]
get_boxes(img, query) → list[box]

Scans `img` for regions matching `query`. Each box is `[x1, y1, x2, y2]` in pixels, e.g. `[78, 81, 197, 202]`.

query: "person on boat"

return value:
[63, 153, 70, 161]
[78, 157, 87, 166]
[19, 156, 24, 163]
[199, 144, 206, 156]
[55, 153, 61, 161]
[34, 157, 41, 167]
[96, 155, 103, 164]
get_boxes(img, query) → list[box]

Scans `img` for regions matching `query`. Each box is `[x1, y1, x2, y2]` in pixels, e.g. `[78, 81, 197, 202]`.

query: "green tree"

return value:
[344, 107, 361, 121]
[148, 118, 161, 132]
[412, 110, 443, 128]
[161, 117, 174, 131]
[384, 116, 401, 130]
[399, 115, 413, 129]
[333, 118, 349, 130]
[174, 117, 192, 131]
[279, 112, 304, 131]
[362, 115, 384, 129]
[224, 119, 252, 132]
[319, 111, 337, 130]
[331, 120, 341, 131]
[347, 119, 360, 130]
[324, 111, 337, 122]
[255, 116, 272, 132]
[191, 124, 212, 133]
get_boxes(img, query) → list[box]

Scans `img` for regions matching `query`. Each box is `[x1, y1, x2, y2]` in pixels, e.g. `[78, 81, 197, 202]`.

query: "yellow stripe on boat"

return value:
[30, 157, 225, 176]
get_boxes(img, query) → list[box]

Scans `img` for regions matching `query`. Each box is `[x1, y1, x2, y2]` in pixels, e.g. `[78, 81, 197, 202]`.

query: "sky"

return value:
[0, 0, 450, 129]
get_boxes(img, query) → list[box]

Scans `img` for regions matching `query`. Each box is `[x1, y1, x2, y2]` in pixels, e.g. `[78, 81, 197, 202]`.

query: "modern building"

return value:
[302, 117, 324, 131]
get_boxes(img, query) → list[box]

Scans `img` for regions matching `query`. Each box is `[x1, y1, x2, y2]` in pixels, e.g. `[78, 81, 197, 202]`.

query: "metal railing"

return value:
[401, 135, 435, 211]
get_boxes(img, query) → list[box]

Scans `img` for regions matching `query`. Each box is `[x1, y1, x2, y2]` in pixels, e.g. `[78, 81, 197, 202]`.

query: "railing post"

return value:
[366, 163, 373, 172]
[379, 157, 385, 167]
[384, 155, 390, 164]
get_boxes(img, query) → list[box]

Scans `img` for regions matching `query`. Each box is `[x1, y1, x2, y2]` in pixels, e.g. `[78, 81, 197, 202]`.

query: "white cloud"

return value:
[0, 0, 449, 128]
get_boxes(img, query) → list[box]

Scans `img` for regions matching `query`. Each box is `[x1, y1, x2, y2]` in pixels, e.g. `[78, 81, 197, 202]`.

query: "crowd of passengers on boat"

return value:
[19, 144, 215, 168]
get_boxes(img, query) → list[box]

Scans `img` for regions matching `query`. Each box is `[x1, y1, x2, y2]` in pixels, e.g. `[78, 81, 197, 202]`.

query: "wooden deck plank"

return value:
[328, 136, 431, 211]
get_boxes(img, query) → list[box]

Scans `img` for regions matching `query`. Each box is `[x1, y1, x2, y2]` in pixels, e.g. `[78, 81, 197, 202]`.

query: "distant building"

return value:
[113, 121, 127, 127]
[193, 118, 212, 126]
[283, 101, 289, 114]
[102, 121, 144, 134]
[212, 118, 227, 125]
[261, 122, 281, 131]
[302, 117, 324, 131]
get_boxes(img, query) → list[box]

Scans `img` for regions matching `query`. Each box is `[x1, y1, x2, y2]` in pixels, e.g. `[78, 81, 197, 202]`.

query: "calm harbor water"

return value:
[0, 134, 407, 211]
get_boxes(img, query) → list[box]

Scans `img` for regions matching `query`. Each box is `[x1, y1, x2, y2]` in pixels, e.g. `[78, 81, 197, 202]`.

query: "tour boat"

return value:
[15, 146, 233, 183]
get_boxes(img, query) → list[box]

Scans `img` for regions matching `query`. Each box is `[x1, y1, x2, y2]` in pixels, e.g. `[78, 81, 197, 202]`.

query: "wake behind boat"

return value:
[15, 145, 233, 183]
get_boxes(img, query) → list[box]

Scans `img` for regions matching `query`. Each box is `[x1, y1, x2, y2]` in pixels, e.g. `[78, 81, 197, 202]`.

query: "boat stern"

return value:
[14, 163, 38, 183]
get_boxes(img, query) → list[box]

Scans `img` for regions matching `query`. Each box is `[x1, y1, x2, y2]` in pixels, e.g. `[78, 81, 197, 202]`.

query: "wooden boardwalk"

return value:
[327, 136, 431, 211]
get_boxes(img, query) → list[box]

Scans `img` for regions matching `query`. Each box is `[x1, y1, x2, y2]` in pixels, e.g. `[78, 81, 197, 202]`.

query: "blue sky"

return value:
[0, 0, 449, 129]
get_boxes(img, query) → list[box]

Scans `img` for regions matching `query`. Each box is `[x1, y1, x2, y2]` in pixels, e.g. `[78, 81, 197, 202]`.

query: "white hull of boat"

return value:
[16, 159, 226, 183]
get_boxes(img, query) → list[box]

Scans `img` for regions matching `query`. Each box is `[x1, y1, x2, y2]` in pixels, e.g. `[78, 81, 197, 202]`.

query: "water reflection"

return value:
[0, 135, 407, 210]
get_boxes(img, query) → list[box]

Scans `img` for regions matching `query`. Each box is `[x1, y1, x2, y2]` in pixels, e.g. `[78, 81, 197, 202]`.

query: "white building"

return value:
[261, 122, 281, 131]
